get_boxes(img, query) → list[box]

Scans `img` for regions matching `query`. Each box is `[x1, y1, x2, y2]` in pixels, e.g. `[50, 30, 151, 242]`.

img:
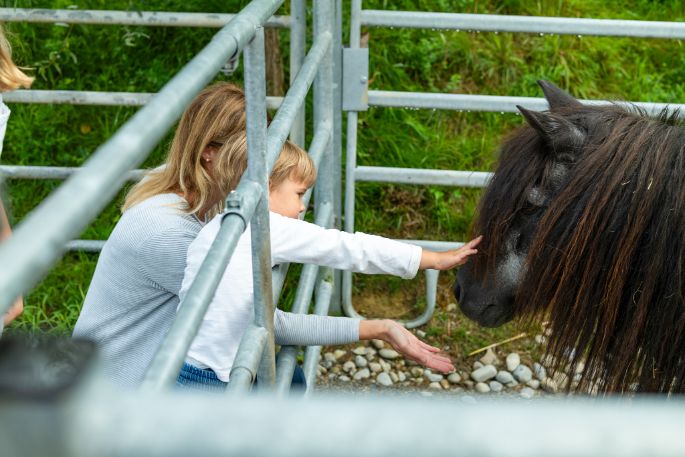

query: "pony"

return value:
[454, 81, 685, 394]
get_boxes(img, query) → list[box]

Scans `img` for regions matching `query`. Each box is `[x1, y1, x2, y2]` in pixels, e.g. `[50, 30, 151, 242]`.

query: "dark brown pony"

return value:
[454, 81, 685, 394]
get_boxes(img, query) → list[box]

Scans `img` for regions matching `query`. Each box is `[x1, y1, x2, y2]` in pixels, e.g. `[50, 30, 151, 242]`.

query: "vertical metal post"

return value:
[328, 0, 344, 313]
[314, 2, 335, 224]
[289, 0, 306, 147]
[342, 0, 364, 319]
[244, 26, 276, 388]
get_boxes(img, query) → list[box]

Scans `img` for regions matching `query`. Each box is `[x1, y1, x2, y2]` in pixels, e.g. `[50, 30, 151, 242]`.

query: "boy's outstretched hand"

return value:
[359, 319, 455, 373]
[419, 235, 482, 271]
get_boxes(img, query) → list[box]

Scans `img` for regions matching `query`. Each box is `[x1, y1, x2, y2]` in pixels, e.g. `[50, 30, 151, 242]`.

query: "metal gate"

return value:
[1, 1, 685, 455]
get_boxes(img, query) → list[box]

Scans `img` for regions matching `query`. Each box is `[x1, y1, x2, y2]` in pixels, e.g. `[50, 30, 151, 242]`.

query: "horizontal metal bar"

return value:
[400, 239, 463, 251]
[0, 0, 283, 319]
[266, 31, 332, 169]
[0, 7, 289, 28]
[355, 165, 491, 188]
[227, 324, 269, 394]
[141, 180, 262, 391]
[0, 392, 670, 456]
[4, 90, 283, 109]
[0, 165, 145, 181]
[368, 90, 685, 115]
[65, 240, 105, 252]
[361, 9, 685, 39]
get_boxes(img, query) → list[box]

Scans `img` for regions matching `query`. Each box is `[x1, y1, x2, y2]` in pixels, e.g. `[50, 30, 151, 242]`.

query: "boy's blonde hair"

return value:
[123, 82, 246, 218]
[212, 132, 316, 197]
[270, 140, 317, 190]
[0, 25, 33, 91]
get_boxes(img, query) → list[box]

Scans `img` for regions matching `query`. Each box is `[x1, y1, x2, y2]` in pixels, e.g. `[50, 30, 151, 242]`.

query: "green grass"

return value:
[3, 0, 685, 346]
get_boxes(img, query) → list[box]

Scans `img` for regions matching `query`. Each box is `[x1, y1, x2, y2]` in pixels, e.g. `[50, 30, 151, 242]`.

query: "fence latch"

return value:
[342, 47, 369, 111]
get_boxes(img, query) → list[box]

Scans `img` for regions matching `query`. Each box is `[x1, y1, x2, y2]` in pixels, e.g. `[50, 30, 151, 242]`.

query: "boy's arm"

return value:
[270, 213, 422, 279]
[419, 236, 482, 270]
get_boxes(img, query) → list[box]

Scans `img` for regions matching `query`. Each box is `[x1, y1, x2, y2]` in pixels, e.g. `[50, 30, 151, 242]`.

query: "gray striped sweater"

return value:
[73, 193, 359, 387]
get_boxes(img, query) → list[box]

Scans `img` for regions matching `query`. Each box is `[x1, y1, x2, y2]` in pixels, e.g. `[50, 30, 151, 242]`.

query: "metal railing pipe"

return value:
[342, 0, 363, 325]
[274, 203, 332, 395]
[265, 31, 332, 170]
[0, 165, 145, 181]
[355, 166, 492, 188]
[0, 0, 284, 315]
[368, 90, 685, 115]
[0, 7, 289, 28]
[140, 180, 262, 390]
[226, 324, 269, 394]
[288, 0, 306, 147]
[303, 269, 334, 391]
[360, 9, 685, 39]
[62, 394, 685, 456]
[244, 26, 277, 389]
[3, 89, 283, 108]
[270, 121, 331, 304]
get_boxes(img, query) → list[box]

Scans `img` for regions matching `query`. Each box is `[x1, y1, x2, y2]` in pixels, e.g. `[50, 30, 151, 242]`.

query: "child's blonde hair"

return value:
[213, 131, 315, 197]
[123, 82, 246, 217]
[0, 25, 33, 91]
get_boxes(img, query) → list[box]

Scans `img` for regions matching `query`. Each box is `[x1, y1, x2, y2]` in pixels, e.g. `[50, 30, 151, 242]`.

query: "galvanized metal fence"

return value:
[0, 0, 339, 392]
[340, 0, 685, 327]
[2, 2, 685, 455]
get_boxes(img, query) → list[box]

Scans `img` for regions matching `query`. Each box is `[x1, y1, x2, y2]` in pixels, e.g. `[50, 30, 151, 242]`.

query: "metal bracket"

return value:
[220, 50, 241, 76]
[342, 47, 369, 111]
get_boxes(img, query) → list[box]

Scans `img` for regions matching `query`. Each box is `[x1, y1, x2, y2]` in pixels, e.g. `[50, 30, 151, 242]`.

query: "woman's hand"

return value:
[419, 235, 482, 271]
[359, 319, 454, 373]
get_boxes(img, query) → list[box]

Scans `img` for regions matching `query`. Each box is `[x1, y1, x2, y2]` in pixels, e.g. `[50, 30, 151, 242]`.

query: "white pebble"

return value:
[416, 329, 427, 338]
[353, 368, 370, 380]
[342, 361, 355, 373]
[333, 349, 346, 360]
[369, 362, 382, 373]
[489, 380, 504, 393]
[475, 382, 491, 393]
[389, 371, 399, 383]
[533, 363, 547, 381]
[424, 369, 444, 383]
[380, 359, 392, 372]
[495, 370, 514, 384]
[472, 361, 484, 370]
[410, 367, 424, 378]
[471, 364, 497, 383]
[527, 379, 540, 389]
[371, 339, 385, 350]
[339, 375, 350, 382]
[398, 371, 407, 382]
[506, 353, 521, 372]
[513, 364, 533, 383]
[323, 352, 336, 363]
[520, 387, 535, 399]
[447, 373, 462, 384]
[479, 348, 498, 366]
[379, 348, 401, 360]
[352, 346, 367, 356]
[376, 372, 393, 387]
[355, 355, 368, 368]
[429, 382, 443, 390]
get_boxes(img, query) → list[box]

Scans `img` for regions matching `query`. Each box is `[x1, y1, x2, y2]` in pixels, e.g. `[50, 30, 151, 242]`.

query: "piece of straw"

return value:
[467, 332, 528, 357]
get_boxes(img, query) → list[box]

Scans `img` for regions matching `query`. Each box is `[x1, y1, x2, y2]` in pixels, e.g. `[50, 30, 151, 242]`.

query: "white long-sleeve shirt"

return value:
[180, 211, 422, 382]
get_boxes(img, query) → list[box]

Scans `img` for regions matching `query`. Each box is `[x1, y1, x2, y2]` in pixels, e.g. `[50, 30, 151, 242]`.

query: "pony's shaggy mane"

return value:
[473, 104, 685, 393]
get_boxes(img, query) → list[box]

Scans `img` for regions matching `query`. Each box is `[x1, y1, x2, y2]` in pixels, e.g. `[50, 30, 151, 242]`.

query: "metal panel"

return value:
[342, 48, 369, 111]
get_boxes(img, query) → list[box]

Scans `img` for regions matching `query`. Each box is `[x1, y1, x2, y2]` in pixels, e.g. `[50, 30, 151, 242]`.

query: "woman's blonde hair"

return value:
[123, 82, 247, 218]
[0, 25, 33, 91]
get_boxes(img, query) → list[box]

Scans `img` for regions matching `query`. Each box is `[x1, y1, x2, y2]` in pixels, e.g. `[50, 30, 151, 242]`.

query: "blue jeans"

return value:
[176, 357, 307, 392]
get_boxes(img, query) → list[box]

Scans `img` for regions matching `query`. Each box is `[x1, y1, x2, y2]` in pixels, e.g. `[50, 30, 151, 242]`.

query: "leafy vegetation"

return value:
[2, 0, 684, 356]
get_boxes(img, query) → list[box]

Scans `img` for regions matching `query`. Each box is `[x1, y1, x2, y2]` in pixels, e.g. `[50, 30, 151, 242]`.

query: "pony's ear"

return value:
[538, 80, 583, 111]
[517, 105, 586, 157]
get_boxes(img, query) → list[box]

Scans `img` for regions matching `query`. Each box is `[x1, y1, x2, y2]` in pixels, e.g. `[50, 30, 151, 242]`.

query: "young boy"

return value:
[176, 137, 481, 390]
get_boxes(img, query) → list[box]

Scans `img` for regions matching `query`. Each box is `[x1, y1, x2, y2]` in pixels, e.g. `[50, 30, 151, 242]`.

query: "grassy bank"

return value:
[2, 0, 684, 355]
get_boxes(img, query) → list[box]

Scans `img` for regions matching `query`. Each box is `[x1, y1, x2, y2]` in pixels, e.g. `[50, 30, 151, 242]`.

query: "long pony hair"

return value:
[474, 103, 685, 393]
[123, 82, 246, 219]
